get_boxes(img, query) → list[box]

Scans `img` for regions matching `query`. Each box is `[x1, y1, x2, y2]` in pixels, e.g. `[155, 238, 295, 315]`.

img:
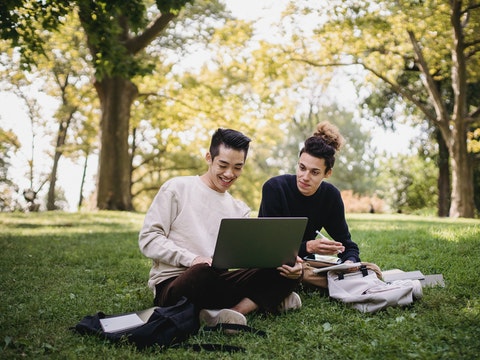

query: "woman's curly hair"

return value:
[300, 121, 345, 173]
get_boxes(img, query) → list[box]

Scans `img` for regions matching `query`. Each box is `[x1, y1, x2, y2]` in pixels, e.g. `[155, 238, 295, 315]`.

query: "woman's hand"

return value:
[277, 256, 304, 279]
[306, 238, 345, 255]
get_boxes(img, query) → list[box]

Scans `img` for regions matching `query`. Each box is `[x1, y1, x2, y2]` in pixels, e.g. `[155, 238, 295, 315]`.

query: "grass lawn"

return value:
[1, 211, 479, 359]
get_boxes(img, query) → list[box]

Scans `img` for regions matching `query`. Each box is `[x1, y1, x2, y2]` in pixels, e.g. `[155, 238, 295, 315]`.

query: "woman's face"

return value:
[296, 152, 332, 196]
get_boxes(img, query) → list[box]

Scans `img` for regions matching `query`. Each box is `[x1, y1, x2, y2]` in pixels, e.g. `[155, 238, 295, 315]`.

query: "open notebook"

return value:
[99, 307, 157, 333]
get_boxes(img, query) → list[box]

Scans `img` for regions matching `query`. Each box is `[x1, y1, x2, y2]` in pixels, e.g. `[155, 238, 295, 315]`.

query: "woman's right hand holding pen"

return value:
[306, 230, 345, 256]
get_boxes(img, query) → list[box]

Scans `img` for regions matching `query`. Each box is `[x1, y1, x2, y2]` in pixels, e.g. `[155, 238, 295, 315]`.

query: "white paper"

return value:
[100, 313, 145, 333]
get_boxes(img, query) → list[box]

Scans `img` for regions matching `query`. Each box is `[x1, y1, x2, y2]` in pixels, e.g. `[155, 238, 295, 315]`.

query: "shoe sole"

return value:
[199, 309, 247, 327]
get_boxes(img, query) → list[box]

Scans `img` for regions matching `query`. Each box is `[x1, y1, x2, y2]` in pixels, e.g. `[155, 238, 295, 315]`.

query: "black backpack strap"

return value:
[360, 264, 369, 277]
[204, 323, 267, 337]
[172, 323, 266, 353]
[173, 343, 246, 353]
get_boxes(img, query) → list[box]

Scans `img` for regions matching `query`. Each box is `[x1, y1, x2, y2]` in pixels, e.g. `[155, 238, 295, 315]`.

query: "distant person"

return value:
[259, 121, 360, 264]
[139, 128, 303, 328]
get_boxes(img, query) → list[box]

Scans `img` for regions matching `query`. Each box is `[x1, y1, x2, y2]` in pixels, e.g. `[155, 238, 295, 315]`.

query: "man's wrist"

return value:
[306, 240, 313, 254]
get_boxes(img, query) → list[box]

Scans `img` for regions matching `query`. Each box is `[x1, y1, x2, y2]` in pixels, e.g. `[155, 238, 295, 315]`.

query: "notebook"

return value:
[99, 307, 157, 333]
[211, 217, 308, 269]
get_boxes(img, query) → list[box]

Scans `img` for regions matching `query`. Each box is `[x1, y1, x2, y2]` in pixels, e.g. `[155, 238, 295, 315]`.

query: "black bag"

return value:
[74, 297, 199, 350]
[73, 296, 266, 352]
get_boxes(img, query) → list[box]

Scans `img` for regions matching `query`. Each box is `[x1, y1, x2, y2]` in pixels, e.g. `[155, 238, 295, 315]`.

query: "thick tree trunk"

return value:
[448, 1, 475, 218]
[95, 76, 138, 210]
[449, 125, 475, 218]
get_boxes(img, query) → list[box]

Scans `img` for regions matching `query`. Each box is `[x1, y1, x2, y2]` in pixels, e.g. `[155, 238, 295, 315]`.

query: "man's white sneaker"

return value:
[199, 308, 247, 327]
[278, 292, 302, 313]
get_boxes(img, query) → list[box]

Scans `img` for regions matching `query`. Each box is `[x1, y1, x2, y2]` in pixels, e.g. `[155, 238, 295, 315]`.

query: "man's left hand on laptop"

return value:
[277, 256, 303, 279]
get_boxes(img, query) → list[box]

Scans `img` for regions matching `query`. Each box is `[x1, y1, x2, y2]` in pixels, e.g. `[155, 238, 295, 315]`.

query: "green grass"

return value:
[1, 212, 479, 359]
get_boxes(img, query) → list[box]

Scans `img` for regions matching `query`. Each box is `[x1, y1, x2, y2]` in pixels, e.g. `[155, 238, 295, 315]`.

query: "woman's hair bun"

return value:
[313, 121, 345, 151]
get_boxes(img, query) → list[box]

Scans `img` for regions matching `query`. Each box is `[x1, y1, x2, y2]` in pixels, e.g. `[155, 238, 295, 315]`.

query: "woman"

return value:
[258, 121, 360, 263]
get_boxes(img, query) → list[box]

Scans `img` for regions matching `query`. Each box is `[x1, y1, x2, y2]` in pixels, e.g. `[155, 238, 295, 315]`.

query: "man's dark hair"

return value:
[209, 128, 251, 160]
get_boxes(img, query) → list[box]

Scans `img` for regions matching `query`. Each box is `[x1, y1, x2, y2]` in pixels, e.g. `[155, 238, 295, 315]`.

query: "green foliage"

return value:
[0, 1, 71, 69]
[322, 107, 377, 194]
[0, 1, 196, 78]
[1, 212, 480, 359]
[129, 15, 302, 211]
[76, 1, 145, 79]
[0, 127, 19, 169]
[377, 153, 438, 214]
[0, 128, 21, 211]
[156, 0, 192, 15]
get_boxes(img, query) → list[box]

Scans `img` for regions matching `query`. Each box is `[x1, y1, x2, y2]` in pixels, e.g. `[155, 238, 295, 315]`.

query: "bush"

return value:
[341, 190, 385, 213]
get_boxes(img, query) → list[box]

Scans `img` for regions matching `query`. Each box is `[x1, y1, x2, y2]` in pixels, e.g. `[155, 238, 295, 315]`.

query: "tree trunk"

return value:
[449, 125, 475, 218]
[78, 150, 89, 209]
[47, 117, 70, 210]
[95, 76, 138, 210]
[448, 0, 475, 218]
[436, 129, 450, 217]
[130, 126, 138, 199]
[47, 152, 60, 211]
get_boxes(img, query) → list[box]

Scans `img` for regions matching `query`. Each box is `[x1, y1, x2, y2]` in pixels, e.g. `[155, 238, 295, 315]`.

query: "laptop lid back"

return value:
[211, 217, 308, 269]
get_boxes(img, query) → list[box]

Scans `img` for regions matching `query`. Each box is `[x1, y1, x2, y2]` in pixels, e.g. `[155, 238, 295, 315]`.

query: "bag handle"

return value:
[336, 264, 371, 280]
[360, 264, 369, 277]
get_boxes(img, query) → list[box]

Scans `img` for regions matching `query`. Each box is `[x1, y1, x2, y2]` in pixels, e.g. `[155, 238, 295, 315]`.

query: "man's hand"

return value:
[191, 256, 212, 266]
[277, 256, 303, 279]
[306, 238, 345, 255]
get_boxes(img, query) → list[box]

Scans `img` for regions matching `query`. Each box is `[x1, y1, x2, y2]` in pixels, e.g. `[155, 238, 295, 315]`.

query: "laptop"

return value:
[211, 217, 308, 269]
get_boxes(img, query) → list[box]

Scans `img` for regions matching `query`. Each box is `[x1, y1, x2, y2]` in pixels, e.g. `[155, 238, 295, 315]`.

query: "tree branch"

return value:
[450, 0, 469, 127]
[360, 63, 437, 122]
[290, 57, 437, 123]
[126, 12, 177, 54]
[464, 2, 480, 13]
[465, 38, 480, 58]
[137, 91, 206, 113]
[467, 106, 480, 122]
[407, 30, 450, 125]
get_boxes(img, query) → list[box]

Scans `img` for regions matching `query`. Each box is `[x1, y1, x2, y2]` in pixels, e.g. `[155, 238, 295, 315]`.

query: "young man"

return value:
[139, 128, 302, 327]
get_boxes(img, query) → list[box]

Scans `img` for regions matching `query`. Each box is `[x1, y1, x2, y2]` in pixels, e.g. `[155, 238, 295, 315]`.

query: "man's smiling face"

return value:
[202, 144, 246, 193]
